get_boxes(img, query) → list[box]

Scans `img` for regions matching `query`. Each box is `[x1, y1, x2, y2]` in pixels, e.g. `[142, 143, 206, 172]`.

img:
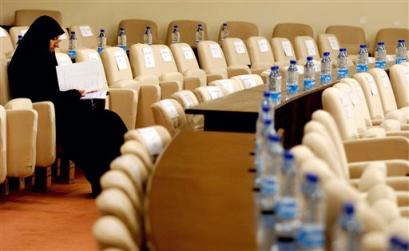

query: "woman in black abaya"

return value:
[8, 16, 127, 196]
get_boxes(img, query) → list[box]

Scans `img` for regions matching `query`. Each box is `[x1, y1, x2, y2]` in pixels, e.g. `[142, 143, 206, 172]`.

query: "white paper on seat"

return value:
[380, 73, 390, 88]
[88, 51, 100, 61]
[81, 90, 107, 100]
[328, 36, 339, 51]
[218, 79, 235, 93]
[142, 47, 155, 68]
[160, 48, 173, 62]
[208, 87, 223, 99]
[138, 127, 163, 155]
[59, 33, 67, 40]
[20, 29, 28, 36]
[366, 75, 378, 96]
[0, 29, 7, 37]
[257, 39, 269, 52]
[182, 46, 194, 60]
[180, 93, 195, 107]
[209, 44, 223, 58]
[339, 94, 353, 119]
[79, 26, 93, 37]
[281, 40, 293, 57]
[305, 40, 316, 56]
[160, 100, 179, 119]
[114, 51, 128, 71]
[234, 41, 246, 54]
[56, 60, 107, 92]
[56, 55, 72, 66]
[239, 75, 257, 88]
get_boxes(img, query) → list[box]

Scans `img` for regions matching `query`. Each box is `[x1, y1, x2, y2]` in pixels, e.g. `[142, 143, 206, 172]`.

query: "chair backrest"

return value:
[100, 47, 134, 87]
[374, 28, 409, 54]
[9, 26, 29, 48]
[294, 35, 320, 63]
[0, 56, 11, 105]
[15, 9, 63, 26]
[166, 20, 208, 47]
[246, 36, 275, 72]
[152, 99, 187, 136]
[222, 37, 251, 68]
[0, 106, 6, 184]
[170, 43, 207, 86]
[271, 37, 296, 65]
[272, 23, 313, 44]
[129, 44, 160, 85]
[389, 64, 409, 108]
[317, 33, 340, 61]
[197, 41, 228, 78]
[325, 25, 366, 55]
[118, 19, 160, 46]
[76, 48, 109, 89]
[152, 44, 183, 88]
[0, 27, 14, 58]
[170, 90, 199, 109]
[231, 74, 264, 89]
[218, 21, 259, 43]
[208, 79, 243, 95]
[110, 154, 148, 193]
[69, 25, 97, 49]
[194, 86, 225, 103]
[368, 68, 398, 114]
[120, 140, 153, 171]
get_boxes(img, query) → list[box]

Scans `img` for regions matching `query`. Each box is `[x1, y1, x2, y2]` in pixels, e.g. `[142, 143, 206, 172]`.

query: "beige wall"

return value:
[1, 0, 408, 44]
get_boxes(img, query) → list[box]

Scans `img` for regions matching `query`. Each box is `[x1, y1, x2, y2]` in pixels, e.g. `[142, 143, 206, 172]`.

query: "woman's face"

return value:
[49, 36, 60, 52]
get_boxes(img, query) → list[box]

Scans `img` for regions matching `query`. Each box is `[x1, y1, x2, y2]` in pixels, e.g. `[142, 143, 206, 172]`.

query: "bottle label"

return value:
[375, 60, 386, 69]
[396, 58, 407, 64]
[276, 197, 298, 220]
[296, 224, 325, 248]
[303, 79, 315, 90]
[337, 68, 349, 79]
[260, 176, 278, 195]
[286, 84, 299, 95]
[320, 74, 332, 85]
[97, 47, 104, 54]
[356, 64, 368, 73]
[270, 91, 281, 104]
[68, 50, 76, 59]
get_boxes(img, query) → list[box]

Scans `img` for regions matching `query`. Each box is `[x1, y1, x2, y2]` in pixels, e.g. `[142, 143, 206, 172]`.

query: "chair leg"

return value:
[33, 166, 52, 193]
[54, 154, 76, 184]
[0, 178, 9, 197]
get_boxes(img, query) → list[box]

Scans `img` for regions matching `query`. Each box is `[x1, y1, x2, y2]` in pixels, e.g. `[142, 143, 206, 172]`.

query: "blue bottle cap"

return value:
[305, 172, 319, 183]
[342, 202, 355, 215]
[268, 133, 280, 142]
[398, 39, 405, 43]
[389, 236, 401, 246]
[70, 31, 75, 35]
[323, 51, 330, 57]
[263, 118, 272, 125]
[360, 44, 367, 48]
[400, 240, 409, 250]
[290, 60, 297, 65]
[261, 103, 270, 112]
[272, 65, 279, 71]
[100, 28, 105, 33]
[223, 22, 228, 26]
[120, 27, 124, 31]
[198, 23, 202, 27]
[377, 41, 383, 46]
[174, 25, 178, 28]
[284, 150, 294, 160]
[307, 56, 313, 61]
[263, 91, 271, 98]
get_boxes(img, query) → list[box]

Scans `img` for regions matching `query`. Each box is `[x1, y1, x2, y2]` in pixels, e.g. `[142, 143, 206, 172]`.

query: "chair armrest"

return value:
[135, 85, 161, 128]
[386, 131, 409, 138]
[385, 177, 409, 191]
[344, 136, 409, 162]
[110, 79, 140, 89]
[32, 101, 56, 167]
[227, 66, 252, 78]
[206, 73, 224, 83]
[108, 88, 138, 130]
[183, 77, 201, 91]
[159, 81, 181, 99]
[349, 160, 409, 178]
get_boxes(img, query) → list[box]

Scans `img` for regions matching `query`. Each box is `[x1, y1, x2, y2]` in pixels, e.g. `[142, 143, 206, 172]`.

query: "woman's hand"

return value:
[78, 90, 86, 97]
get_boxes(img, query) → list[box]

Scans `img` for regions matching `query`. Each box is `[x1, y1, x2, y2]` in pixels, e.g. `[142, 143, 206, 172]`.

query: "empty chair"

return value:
[120, 140, 153, 172]
[0, 106, 6, 184]
[222, 37, 252, 74]
[118, 19, 161, 46]
[110, 154, 148, 191]
[231, 74, 264, 89]
[272, 23, 313, 44]
[166, 20, 208, 47]
[198, 40, 250, 80]
[151, 99, 188, 136]
[0, 27, 14, 58]
[374, 28, 409, 55]
[325, 25, 367, 55]
[69, 25, 97, 49]
[271, 37, 296, 66]
[208, 79, 243, 95]
[9, 26, 29, 48]
[246, 36, 275, 75]
[317, 33, 340, 61]
[170, 90, 200, 109]
[217, 21, 258, 43]
[294, 36, 320, 64]
[170, 43, 207, 86]
[0, 54, 11, 105]
[389, 64, 409, 108]
[194, 86, 225, 103]
[14, 9, 62, 26]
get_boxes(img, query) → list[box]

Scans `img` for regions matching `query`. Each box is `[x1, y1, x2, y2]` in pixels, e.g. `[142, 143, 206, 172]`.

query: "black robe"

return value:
[7, 16, 127, 195]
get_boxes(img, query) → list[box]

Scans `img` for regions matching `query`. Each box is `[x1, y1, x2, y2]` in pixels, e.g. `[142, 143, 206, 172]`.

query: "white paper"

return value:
[142, 47, 155, 68]
[160, 100, 179, 119]
[88, 51, 100, 61]
[182, 46, 194, 60]
[56, 60, 107, 92]
[218, 80, 235, 93]
[160, 48, 173, 62]
[56, 55, 72, 66]
[328, 36, 339, 51]
[79, 26, 93, 37]
[305, 40, 316, 56]
[59, 33, 67, 40]
[0, 29, 8, 38]
[234, 41, 246, 54]
[380, 73, 390, 88]
[366, 75, 378, 96]
[208, 87, 223, 99]
[239, 75, 257, 88]
[138, 127, 163, 155]
[180, 92, 195, 107]
[281, 40, 293, 57]
[81, 90, 107, 100]
[114, 51, 128, 71]
[340, 94, 353, 119]
[209, 44, 223, 58]
[257, 39, 269, 52]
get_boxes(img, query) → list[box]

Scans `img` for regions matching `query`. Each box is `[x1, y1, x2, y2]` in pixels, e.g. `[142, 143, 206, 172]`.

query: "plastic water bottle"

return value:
[304, 56, 316, 91]
[68, 31, 77, 59]
[395, 39, 407, 64]
[274, 151, 300, 251]
[375, 42, 387, 69]
[286, 60, 299, 99]
[268, 65, 282, 105]
[332, 202, 362, 251]
[356, 44, 369, 72]
[220, 22, 229, 44]
[254, 115, 274, 190]
[337, 48, 349, 79]
[320, 52, 332, 85]
[117, 27, 127, 51]
[171, 25, 180, 44]
[195, 23, 204, 45]
[297, 173, 325, 251]
[97, 28, 107, 54]
[143, 26, 153, 45]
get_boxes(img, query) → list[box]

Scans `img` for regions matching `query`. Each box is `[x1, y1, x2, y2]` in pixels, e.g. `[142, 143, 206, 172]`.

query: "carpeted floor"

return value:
[0, 174, 99, 251]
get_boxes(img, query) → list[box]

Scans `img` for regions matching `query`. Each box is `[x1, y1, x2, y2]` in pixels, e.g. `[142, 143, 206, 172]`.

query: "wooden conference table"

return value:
[146, 131, 258, 251]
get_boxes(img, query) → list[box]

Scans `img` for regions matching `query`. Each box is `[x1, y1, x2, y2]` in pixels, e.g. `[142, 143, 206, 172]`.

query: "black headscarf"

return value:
[8, 15, 66, 102]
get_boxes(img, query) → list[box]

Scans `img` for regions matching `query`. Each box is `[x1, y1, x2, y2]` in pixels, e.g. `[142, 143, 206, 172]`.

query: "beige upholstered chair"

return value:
[389, 64, 409, 108]
[231, 74, 264, 89]
[9, 26, 29, 48]
[170, 43, 207, 86]
[317, 33, 341, 61]
[0, 106, 6, 184]
[272, 23, 313, 44]
[170, 90, 199, 108]
[118, 19, 161, 46]
[110, 154, 148, 190]
[208, 79, 243, 95]
[294, 36, 320, 64]
[120, 140, 153, 174]
[194, 86, 225, 103]
[325, 25, 367, 55]
[374, 28, 409, 54]
[217, 21, 259, 43]
[14, 9, 62, 26]
[246, 36, 275, 75]
[271, 37, 296, 66]
[0, 27, 14, 59]
[100, 47, 160, 127]
[0, 56, 10, 105]
[221, 38, 252, 74]
[151, 99, 187, 136]
[166, 20, 208, 47]
[68, 25, 98, 49]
